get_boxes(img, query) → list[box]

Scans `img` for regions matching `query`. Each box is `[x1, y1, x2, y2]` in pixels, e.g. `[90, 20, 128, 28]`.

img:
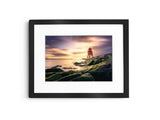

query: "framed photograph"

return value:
[29, 19, 129, 98]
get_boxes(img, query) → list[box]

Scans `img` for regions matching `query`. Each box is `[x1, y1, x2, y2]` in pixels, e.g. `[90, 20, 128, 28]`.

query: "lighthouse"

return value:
[87, 48, 94, 58]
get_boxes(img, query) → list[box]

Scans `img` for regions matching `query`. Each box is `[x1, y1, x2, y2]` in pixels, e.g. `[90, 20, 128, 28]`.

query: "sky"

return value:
[46, 36, 112, 61]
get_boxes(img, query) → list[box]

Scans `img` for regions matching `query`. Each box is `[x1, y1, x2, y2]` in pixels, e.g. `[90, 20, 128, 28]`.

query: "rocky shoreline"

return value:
[46, 53, 112, 81]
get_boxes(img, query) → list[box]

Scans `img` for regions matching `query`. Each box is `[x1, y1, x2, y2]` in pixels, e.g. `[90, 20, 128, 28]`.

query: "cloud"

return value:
[46, 48, 71, 58]
[72, 51, 86, 54]
[45, 36, 112, 49]
[46, 36, 112, 59]
[71, 36, 93, 43]
[93, 41, 112, 49]
[47, 48, 69, 53]
[46, 36, 72, 49]
[71, 36, 112, 43]
[52, 53, 70, 56]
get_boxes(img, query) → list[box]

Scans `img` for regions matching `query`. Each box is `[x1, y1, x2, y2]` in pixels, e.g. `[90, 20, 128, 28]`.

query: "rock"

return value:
[74, 62, 86, 67]
[74, 62, 81, 65]
[90, 68, 112, 81]
[71, 73, 95, 81]
[46, 71, 75, 81]
[88, 60, 94, 65]
[62, 67, 78, 69]
[55, 65, 62, 67]
[46, 72, 56, 77]
[63, 67, 72, 69]
[45, 53, 112, 81]
[58, 72, 82, 81]
[46, 67, 63, 72]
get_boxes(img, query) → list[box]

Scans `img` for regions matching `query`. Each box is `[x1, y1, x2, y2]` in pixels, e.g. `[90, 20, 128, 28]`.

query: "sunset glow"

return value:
[46, 36, 112, 60]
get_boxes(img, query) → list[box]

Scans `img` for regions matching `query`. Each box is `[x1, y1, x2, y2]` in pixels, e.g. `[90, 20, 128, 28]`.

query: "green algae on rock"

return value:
[45, 53, 112, 81]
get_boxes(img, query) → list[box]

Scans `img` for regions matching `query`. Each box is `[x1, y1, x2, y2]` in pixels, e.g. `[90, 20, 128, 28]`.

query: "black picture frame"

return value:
[29, 19, 129, 98]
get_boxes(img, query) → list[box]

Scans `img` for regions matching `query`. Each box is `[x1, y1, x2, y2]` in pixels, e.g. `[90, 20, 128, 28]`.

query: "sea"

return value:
[45, 59, 83, 71]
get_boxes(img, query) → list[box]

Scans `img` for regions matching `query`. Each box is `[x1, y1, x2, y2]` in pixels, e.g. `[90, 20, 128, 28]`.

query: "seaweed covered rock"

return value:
[90, 68, 112, 81]
[46, 72, 56, 77]
[46, 71, 75, 81]
[46, 53, 112, 81]
[71, 73, 95, 81]
[74, 61, 86, 67]
[46, 67, 63, 72]
[78, 57, 112, 81]
[88, 60, 94, 65]
[58, 72, 82, 81]
[79, 65, 93, 74]
[74, 62, 81, 65]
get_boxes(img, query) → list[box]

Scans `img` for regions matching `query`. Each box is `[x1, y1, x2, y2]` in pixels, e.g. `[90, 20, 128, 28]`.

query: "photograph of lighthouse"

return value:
[45, 36, 112, 81]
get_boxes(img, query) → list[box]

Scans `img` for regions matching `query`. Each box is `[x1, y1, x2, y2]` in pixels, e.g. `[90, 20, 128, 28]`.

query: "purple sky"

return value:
[46, 36, 112, 60]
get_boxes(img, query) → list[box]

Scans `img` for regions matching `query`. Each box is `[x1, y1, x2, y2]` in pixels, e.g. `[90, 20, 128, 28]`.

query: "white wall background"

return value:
[0, 0, 160, 120]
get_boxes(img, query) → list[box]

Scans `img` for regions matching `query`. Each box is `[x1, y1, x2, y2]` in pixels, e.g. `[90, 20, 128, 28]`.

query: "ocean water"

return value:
[45, 59, 82, 71]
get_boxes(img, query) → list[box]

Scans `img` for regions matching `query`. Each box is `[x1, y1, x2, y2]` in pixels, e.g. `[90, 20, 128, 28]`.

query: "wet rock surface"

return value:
[46, 53, 112, 81]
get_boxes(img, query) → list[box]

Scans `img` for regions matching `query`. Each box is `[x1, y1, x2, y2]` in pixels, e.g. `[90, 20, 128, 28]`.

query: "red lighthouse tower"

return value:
[87, 48, 94, 58]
